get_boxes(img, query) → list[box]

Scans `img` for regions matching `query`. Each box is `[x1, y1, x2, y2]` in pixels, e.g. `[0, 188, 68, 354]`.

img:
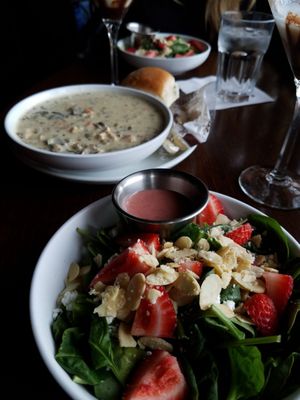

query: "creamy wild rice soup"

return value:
[17, 91, 164, 154]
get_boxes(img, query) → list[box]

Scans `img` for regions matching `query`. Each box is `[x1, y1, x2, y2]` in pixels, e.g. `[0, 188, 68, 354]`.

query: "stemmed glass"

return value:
[95, 0, 134, 85]
[239, 0, 300, 210]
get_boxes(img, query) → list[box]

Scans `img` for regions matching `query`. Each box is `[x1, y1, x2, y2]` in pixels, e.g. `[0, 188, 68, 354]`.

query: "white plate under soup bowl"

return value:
[30, 192, 300, 400]
[4, 84, 173, 171]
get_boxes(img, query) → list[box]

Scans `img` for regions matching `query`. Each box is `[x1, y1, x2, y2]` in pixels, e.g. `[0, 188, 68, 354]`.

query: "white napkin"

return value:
[177, 76, 275, 110]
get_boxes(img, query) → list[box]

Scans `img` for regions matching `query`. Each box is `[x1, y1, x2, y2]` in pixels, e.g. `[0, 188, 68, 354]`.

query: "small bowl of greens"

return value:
[30, 192, 300, 400]
[117, 33, 211, 75]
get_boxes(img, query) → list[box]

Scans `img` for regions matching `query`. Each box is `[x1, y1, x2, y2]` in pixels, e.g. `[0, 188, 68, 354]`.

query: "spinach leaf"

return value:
[192, 351, 219, 400]
[114, 345, 145, 384]
[203, 305, 245, 340]
[70, 293, 95, 327]
[224, 335, 281, 347]
[172, 223, 207, 242]
[171, 41, 190, 54]
[286, 299, 300, 335]
[140, 37, 154, 50]
[220, 284, 241, 304]
[226, 345, 264, 400]
[77, 227, 117, 264]
[207, 236, 222, 251]
[263, 352, 300, 400]
[173, 222, 224, 250]
[52, 312, 69, 344]
[179, 323, 206, 361]
[286, 257, 300, 297]
[89, 317, 143, 384]
[179, 355, 199, 400]
[247, 214, 290, 263]
[89, 317, 114, 370]
[56, 327, 101, 385]
[227, 317, 255, 337]
[93, 370, 122, 400]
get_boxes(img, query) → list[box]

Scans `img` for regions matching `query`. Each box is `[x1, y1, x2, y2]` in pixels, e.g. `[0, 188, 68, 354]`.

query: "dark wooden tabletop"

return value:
[1, 50, 299, 398]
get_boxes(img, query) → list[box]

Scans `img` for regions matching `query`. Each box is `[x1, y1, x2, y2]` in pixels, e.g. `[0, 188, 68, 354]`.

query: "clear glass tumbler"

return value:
[216, 11, 275, 102]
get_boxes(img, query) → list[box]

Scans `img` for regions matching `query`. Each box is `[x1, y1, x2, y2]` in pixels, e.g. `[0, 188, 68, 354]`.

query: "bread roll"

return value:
[122, 67, 179, 107]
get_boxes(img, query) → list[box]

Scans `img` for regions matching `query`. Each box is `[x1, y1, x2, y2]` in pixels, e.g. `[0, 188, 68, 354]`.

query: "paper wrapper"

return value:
[170, 85, 212, 144]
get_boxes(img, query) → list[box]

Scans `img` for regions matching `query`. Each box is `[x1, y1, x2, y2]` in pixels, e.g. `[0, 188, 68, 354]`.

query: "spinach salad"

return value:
[52, 196, 300, 400]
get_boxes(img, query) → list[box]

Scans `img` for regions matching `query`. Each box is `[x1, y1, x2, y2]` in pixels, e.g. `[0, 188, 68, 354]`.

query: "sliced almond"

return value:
[79, 265, 91, 276]
[146, 288, 163, 304]
[139, 253, 159, 268]
[172, 271, 200, 295]
[174, 236, 193, 249]
[92, 281, 106, 294]
[169, 272, 200, 306]
[126, 273, 146, 311]
[138, 336, 173, 352]
[251, 234, 262, 248]
[232, 271, 265, 293]
[115, 272, 130, 289]
[118, 322, 137, 347]
[93, 253, 103, 267]
[66, 262, 80, 283]
[217, 247, 237, 271]
[164, 248, 198, 261]
[199, 274, 222, 310]
[168, 288, 195, 306]
[56, 282, 80, 306]
[146, 265, 179, 286]
[220, 271, 232, 289]
[263, 266, 279, 273]
[249, 265, 265, 277]
[196, 238, 210, 251]
[198, 250, 223, 269]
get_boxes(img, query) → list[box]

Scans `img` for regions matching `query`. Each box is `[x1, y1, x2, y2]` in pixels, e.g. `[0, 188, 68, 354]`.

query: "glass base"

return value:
[239, 166, 300, 210]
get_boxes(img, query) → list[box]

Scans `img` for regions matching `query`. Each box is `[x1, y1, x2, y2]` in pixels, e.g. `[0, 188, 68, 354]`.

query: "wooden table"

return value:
[1, 52, 299, 398]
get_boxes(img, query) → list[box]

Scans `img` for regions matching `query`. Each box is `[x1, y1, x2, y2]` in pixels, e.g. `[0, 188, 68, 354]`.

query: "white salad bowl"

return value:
[4, 84, 173, 172]
[117, 33, 211, 76]
[30, 192, 300, 400]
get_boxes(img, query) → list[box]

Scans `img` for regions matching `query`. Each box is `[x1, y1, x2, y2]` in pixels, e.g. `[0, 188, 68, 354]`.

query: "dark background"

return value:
[0, 0, 292, 110]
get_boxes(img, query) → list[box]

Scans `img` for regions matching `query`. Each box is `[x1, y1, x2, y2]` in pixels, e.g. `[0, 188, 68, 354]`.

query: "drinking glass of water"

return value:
[216, 11, 275, 102]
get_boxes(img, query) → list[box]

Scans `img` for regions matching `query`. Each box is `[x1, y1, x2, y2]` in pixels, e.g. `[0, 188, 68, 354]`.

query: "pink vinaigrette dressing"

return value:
[123, 189, 193, 221]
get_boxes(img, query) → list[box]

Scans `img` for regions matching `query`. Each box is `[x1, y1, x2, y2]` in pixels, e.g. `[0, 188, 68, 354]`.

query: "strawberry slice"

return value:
[225, 223, 253, 245]
[189, 39, 206, 52]
[166, 35, 177, 41]
[175, 49, 195, 57]
[196, 193, 224, 225]
[145, 50, 159, 58]
[90, 240, 153, 286]
[123, 350, 188, 400]
[131, 286, 176, 338]
[244, 293, 278, 336]
[115, 233, 161, 253]
[126, 47, 136, 53]
[178, 259, 203, 277]
[263, 272, 294, 315]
